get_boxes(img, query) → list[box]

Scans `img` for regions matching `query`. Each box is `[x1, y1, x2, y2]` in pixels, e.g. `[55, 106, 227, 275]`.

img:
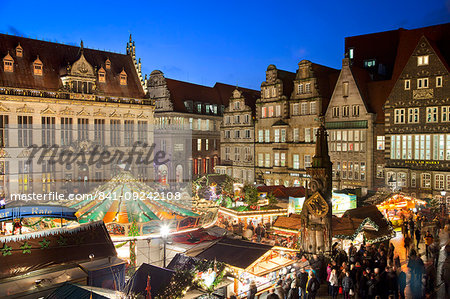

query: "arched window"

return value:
[3, 53, 14, 72]
[105, 58, 111, 70]
[33, 56, 43, 76]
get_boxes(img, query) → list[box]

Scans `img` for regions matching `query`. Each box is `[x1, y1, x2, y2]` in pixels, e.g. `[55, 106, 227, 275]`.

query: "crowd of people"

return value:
[248, 215, 449, 299]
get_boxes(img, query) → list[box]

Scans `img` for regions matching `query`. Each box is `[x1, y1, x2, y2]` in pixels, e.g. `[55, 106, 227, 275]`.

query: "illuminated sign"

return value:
[288, 196, 305, 214]
[0, 205, 77, 222]
[332, 192, 357, 214]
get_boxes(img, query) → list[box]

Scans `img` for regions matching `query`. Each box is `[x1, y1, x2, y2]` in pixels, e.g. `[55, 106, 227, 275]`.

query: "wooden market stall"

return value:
[195, 238, 296, 297]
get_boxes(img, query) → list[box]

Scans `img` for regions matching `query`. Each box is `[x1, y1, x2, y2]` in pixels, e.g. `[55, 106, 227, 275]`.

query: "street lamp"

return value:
[160, 225, 170, 268]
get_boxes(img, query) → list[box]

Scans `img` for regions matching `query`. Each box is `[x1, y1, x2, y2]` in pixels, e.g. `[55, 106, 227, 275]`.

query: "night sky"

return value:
[0, 0, 448, 90]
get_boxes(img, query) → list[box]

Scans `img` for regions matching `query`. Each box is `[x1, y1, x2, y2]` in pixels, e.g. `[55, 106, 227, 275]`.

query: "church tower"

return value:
[300, 115, 333, 254]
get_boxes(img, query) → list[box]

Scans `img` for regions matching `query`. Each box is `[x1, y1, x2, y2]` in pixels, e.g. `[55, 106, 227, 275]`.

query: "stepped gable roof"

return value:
[0, 221, 116, 279]
[195, 237, 273, 269]
[164, 78, 259, 113]
[277, 69, 296, 98]
[0, 33, 145, 98]
[214, 82, 261, 111]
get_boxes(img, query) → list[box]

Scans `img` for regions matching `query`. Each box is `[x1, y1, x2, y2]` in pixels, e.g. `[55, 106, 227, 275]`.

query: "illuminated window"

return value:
[119, 69, 127, 85]
[301, 102, 308, 115]
[348, 48, 354, 59]
[304, 155, 311, 168]
[3, 53, 13, 72]
[421, 173, 431, 188]
[293, 154, 300, 169]
[332, 107, 339, 118]
[342, 105, 350, 117]
[33, 57, 43, 76]
[352, 105, 359, 116]
[298, 84, 303, 94]
[262, 107, 267, 118]
[16, 44, 23, 57]
[98, 67, 106, 83]
[377, 136, 385, 150]
[105, 58, 111, 69]
[417, 55, 429, 66]
[268, 106, 274, 117]
[310, 102, 316, 115]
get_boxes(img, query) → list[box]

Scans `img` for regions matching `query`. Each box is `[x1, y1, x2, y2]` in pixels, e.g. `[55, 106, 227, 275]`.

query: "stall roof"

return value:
[272, 214, 302, 231]
[123, 263, 175, 298]
[47, 283, 125, 299]
[0, 221, 116, 279]
[195, 238, 273, 270]
[257, 186, 306, 199]
[334, 205, 395, 242]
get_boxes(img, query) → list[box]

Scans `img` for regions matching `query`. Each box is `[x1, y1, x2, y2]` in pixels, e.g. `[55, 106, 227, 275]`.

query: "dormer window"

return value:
[33, 56, 43, 76]
[98, 67, 106, 83]
[16, 44, 23, 57]
[105, 59, 111, 70]
[3, 53, 14, 72]
[119, 69, 127, 85]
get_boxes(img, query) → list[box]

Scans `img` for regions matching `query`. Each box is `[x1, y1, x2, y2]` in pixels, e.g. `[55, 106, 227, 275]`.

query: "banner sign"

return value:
[0, 205, 77, 222]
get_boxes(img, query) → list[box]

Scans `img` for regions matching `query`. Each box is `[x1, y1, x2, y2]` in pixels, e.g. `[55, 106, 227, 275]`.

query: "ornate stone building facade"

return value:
[216, 88, 259, 183]
[384, 31, 450, 204]
[325, 58, 388, 195]
[147, 71, 258, 183]
[0, 34, 153, 196]
[255, 63, 338, 187]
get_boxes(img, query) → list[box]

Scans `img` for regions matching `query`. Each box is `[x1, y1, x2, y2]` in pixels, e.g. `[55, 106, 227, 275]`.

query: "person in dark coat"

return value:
[414, 227, 421, 249]
[404, 234, 411, 258]
[387, 243, 395, 266]
[366, 274, 377, 299]
[247, 281, 257, 299]
[287, 281, 300, 299]
[306, 271, 320, 299]
[283, 275, 292, 294]
[275, 281, 285, 299]
[267, 287, 280, 299]
[386, 266, 398, 298]
[398, 269, 407, 299]
[342, 271, 354, 299]
[407, 250, 424, 299]
[359, 271, 368, 299]
[298, 268, 308, 299]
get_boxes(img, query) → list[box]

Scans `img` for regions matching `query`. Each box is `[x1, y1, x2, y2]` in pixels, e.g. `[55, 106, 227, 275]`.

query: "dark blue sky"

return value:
[0, 0, 448, 90]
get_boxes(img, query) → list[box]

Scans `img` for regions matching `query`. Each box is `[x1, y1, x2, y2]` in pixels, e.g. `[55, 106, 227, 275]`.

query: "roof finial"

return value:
[129, 33, 132, 43]
[80, 40, 84, 52]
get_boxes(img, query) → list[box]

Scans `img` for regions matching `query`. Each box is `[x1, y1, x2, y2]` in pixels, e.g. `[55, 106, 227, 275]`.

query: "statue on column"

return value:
[299, 116, 333, 254]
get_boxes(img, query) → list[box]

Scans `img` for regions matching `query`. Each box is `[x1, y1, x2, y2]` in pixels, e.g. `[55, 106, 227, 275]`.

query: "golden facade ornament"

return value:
[16, 104, 34, 113]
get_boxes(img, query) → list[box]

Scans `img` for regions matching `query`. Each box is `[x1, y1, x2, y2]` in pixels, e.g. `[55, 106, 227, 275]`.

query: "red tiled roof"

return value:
[0, 34, 145, 99]
[164, 78, 259, 113]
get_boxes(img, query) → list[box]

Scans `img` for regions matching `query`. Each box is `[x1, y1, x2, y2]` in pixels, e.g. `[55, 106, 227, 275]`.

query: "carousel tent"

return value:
[69, 171, 199, 225]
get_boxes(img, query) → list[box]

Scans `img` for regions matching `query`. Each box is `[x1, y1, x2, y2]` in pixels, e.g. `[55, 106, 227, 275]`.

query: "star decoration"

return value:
[20, 242, 32, 254]
[1, 243, 12, 256]
[39, 238, 50, 249]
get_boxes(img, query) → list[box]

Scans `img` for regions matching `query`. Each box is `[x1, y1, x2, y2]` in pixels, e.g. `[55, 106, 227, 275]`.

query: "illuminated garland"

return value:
[156, 259, 229, 298]
[333, 217, 396, 243]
